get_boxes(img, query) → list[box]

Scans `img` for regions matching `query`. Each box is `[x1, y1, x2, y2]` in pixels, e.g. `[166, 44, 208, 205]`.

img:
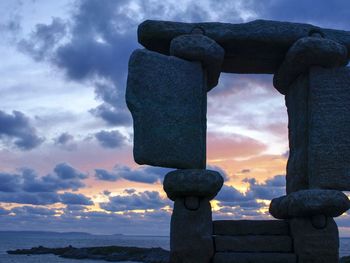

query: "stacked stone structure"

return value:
[126, 19, 350, 263]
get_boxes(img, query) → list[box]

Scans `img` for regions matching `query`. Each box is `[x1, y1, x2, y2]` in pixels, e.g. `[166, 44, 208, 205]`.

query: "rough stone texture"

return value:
[213, 252, 297, 263]
[138, 19, 350, 74]
[170, 197, 213, 263]
[126, 49, 206, 169]
[213, 220, 289, 236]
[214, 235, 292, 252]
[309, 67, 350, 190]
[269, 189, 350, 219]
[285, 74, 310, 194]
[274, 37, 348, 94]
[163, 169, 224, 201]
[289, 217, 339, 263]
[170, 34, 224, 90]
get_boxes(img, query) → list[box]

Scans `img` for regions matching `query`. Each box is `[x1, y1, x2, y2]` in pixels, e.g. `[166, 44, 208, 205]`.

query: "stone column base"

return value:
[170, 197, 213, 263]
[289, 217, 339, 263]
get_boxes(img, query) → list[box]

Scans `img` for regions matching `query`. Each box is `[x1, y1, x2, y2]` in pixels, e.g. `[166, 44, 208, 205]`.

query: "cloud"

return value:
[0, 110, 44, 150]
[254, 0, 350, 30]
[16, 0, 252, 127]
[94, 165, 172, 184]
[0, 172, 21, 192]
[214, 174, 286, 219]
[243, 175, 286, 200]
[0, 192, 60, 205]
[95, 130, 127, 148]
[54, 132, 77, 151]
[207, 132, 267, 161]
[53, 163, 87, 180]
[0, 163, 88, 205]
[100, 190, 170, 212]
[59, 192, 93, 205]
[18, 17, 67, 61]
[207, 165, 230, 181]
[0, 205, 171, 235]
[95, 169, 119, 181]
[11, 206, 57, 216]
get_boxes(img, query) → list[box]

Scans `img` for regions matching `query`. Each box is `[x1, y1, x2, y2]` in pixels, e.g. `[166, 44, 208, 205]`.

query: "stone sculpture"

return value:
[126, 19, 350, 263]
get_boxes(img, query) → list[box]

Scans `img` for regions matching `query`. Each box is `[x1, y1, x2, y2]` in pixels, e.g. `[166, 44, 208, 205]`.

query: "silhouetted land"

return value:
[8, 245, 169, 263]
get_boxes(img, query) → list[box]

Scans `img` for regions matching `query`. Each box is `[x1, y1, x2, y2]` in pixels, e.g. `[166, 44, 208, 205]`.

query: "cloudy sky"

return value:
[0, 0, 349, 236]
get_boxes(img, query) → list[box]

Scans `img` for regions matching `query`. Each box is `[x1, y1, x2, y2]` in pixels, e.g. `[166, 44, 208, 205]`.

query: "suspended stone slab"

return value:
[138, 19, 350, 74]
[126, 49, 206, 169]
[309, 67, 350, 190]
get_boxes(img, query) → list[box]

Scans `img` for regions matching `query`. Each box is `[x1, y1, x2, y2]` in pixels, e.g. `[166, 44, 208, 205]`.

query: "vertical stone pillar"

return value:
[273, 35, 348, 194]
[272, 34, 350, 263]
[163, 169, 223, 263]
[289, 217, 339, 263]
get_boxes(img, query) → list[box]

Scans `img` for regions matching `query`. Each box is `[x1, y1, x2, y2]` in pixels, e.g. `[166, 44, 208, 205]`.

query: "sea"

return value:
[0, 232, 349, 262]
[0, 232, 169, 263]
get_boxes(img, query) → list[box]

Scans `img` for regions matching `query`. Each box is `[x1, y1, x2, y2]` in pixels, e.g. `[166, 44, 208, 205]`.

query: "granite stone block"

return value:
[285, 74, 310, 194]
[289, 217, 339, 263]
[309, 67, 350, 190]
[213, 220, 289, 236]
[126, 49, 207, 169]
[170, 197, 213, 263]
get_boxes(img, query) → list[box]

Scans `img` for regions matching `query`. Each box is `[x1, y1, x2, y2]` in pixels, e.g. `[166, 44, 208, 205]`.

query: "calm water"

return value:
[0, 232, 349, 262]
[0, 232, 169, 263]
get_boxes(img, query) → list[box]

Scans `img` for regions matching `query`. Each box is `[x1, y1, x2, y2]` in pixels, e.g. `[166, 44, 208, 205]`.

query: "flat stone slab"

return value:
[213, 220, 289, 236]
[309, 67, 350, 190]
[163, 169, 223, 201]
[269, 189, 350, 219]
[213, 252, 297, 263]
[214, 235, 293, 253]
[138, 19, 350, 74]
[126, 49, 206, 169]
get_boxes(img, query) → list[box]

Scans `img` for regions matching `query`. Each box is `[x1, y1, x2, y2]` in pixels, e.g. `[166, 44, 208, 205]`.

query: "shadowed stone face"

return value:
[126, 49, 206, 169]
[309, 67, 350, 190]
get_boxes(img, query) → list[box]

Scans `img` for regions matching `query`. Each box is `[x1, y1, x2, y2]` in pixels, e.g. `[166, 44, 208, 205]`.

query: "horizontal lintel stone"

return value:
[138, 19, 350, 74]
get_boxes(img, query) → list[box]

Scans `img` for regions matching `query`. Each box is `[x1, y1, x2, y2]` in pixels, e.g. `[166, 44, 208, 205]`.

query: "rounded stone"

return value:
[163, 169, 224, 201]
[269, 189, 350, 219]
[311, 214, 327, 229]
[169, 34, 225, 91]
[184, 196, 200, 211]
[274, 36, 348, 94]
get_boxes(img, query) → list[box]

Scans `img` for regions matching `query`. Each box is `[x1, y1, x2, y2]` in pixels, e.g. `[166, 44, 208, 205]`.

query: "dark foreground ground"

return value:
[8, 245, 350, 263]
[8, 245, 169, 263]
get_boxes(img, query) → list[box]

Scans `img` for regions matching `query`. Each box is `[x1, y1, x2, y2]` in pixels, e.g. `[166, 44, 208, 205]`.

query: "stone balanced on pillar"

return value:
[126, 19, 350, 263]
[164, 169, 223, 263]
[271, 33, 350, 262]
[127, 25, 225, 263]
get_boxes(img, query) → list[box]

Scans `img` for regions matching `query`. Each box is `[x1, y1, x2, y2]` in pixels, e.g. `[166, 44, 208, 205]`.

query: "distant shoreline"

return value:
[7, 245, 169, 263]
